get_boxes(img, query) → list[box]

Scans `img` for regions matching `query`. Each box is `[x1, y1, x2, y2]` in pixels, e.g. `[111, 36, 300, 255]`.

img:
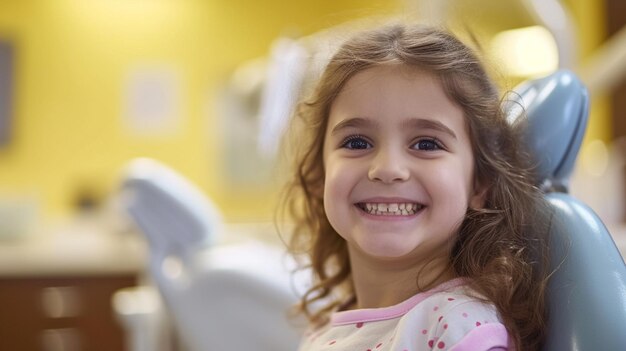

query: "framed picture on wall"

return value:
[0, 40, 14, 147]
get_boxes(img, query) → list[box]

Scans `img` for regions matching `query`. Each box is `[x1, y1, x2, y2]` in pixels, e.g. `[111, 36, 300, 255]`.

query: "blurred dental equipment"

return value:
[114, 158, 305, 351]
[257, 38, 308, 158]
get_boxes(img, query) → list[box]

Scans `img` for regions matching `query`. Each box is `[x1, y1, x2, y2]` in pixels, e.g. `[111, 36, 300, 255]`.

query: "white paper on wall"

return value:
[123, 66, 182, 136]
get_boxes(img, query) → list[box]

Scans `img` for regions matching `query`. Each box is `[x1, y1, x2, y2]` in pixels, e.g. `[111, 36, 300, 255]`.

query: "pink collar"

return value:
[331, 278, 467, 326]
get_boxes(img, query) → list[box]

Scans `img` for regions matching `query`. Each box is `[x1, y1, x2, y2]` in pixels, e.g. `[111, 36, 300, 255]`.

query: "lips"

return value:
[355, 202, 425, 216]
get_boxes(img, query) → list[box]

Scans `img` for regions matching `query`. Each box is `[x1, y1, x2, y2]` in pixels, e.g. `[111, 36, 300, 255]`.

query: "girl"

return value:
[283, 23, 551, 351]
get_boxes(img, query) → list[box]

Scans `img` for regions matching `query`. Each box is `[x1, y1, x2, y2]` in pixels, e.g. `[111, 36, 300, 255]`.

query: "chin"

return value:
[359, 244, 417, 260]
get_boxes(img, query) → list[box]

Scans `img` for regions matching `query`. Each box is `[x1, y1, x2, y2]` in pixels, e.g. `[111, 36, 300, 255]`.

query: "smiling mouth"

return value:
[355, 202, 425, 216]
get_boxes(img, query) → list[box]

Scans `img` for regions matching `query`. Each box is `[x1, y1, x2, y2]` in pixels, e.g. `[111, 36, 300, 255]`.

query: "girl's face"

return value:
[322, 64, 484, 265]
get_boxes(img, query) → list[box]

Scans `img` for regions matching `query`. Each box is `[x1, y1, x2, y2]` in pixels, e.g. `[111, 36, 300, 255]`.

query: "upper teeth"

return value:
[361, 203, 421, 216]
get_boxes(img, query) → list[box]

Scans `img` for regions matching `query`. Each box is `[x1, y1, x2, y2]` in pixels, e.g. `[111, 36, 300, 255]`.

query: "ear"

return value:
[469, 181, 488, 209]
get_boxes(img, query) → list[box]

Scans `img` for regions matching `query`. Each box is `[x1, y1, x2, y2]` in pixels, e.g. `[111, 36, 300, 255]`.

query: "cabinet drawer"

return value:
[0, 275, 137, 351]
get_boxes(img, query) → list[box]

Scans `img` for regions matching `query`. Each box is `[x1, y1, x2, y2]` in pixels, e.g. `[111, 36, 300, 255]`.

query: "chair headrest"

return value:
[120, 158, 222, 253]
[506, 70, 589, 191]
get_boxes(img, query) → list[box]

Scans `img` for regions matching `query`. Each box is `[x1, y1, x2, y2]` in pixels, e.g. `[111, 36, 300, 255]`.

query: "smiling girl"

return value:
[283, 23, 551, 351]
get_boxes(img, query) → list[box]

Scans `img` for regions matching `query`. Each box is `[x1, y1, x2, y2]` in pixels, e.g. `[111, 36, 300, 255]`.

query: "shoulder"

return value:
[403, 288, 510, 350]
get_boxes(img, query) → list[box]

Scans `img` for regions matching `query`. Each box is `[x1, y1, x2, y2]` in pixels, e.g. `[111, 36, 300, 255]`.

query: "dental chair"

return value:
[509, 69, 626, 350]
[118, 158, 304, 351]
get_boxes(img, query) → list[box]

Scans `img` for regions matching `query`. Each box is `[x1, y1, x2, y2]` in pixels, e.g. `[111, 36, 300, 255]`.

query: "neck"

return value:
[347, 246, 455, 310]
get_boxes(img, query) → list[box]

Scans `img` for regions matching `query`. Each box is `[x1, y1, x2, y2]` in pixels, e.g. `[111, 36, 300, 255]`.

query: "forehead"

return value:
[327, 64, 468, 137]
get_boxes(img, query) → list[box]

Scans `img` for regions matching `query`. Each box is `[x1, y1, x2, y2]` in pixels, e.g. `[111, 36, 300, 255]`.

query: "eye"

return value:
[412, 138, 444, 151]
[341, 135, 372, 150]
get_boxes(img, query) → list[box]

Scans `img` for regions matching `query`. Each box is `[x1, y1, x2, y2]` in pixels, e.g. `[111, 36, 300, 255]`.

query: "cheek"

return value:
[323, 155, 356, 198]
[323, 161, 350, 226]
[428, 162, 473, 213]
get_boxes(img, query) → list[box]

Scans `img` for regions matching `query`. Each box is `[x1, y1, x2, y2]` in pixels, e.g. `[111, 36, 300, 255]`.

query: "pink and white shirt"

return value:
[298, 279, 510, 351]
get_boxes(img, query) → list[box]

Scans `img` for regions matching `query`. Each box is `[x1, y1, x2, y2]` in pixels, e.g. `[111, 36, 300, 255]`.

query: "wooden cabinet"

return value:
[0, 274, 137, 351]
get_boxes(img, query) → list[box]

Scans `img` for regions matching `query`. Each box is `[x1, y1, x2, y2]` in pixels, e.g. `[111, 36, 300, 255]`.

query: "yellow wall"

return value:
[0, 0, 611, 223]
[0, 0, 400, 222]
[565, 0, 610, 143]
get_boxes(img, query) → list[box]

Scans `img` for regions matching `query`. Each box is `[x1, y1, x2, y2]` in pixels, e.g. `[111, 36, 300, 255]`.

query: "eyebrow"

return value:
[330, 117, 457, 140]
[402, 118, 457, 140]
[330, 117, 378, 135]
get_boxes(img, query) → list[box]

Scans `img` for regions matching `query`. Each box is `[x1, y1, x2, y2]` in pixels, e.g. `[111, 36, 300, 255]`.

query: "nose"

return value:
[368, 147, 410, 183]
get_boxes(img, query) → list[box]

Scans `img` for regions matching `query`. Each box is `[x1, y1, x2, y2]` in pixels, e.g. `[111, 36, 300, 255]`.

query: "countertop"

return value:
[0, 217, 284, 278]
[0, 217, 147, 277]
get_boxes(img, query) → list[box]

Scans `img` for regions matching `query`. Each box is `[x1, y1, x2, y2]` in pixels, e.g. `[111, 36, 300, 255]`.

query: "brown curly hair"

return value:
[281, 23, 551, 351]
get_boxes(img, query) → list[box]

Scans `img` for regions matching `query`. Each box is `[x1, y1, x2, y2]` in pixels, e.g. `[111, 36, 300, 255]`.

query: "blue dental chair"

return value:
[117, 70, 626, 351]
[509, 69, 626, 350]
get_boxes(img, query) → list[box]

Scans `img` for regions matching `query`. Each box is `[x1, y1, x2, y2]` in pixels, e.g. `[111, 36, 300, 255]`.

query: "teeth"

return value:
[359, 202, 422, 216]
